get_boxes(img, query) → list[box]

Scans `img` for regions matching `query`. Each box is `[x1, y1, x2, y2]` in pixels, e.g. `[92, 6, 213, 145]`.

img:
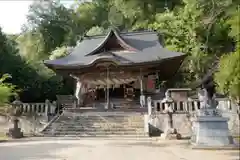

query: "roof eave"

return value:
[44, 54, 187, 70]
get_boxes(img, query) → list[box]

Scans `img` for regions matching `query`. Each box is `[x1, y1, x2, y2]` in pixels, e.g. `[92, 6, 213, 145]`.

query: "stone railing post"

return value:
[51, 101, 57, 114]
[45, 99, 50, 117]
[147, 97, 152, 116]
[176, 101, 180, 111]
[73, 98, 77, 108]
[194, 101, 199, 111]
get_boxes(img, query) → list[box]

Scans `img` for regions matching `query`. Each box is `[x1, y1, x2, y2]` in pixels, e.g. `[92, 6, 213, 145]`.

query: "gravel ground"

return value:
[0, 138, 239, 160]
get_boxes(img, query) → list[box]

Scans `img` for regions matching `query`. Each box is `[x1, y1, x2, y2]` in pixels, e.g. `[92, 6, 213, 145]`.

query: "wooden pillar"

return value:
[105, 66, 110, 109]
[74, 77, 88, 107]
[139, 69, 145, 107]
[147, 97, 152, 115]
[75, 80, 82, 107]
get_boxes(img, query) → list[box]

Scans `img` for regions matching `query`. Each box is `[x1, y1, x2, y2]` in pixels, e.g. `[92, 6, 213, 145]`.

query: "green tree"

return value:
[214, 5, 240, 104]
[26, 1, 80, 56]
[0, 74, 17, 105]
[16, 31, 45, 61]
[148, 0, 237, 85]
[214, 51, 240, 104]
[0, 27, 73, 102]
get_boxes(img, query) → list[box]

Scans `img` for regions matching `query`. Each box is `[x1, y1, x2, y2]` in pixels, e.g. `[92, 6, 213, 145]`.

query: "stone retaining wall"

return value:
[148, 111, 239, 137]
[0, 115, 49, 135]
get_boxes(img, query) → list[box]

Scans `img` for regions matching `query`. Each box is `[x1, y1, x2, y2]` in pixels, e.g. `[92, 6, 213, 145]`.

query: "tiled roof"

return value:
[44, 29, 185, 69]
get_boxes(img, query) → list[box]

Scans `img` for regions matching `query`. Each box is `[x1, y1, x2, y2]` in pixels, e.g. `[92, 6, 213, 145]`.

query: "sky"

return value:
[0, 0, 74, 34]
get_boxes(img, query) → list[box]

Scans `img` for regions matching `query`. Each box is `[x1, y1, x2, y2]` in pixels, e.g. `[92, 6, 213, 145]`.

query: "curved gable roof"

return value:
[86, 29, 139, 56]
[44, 29, 186, 69]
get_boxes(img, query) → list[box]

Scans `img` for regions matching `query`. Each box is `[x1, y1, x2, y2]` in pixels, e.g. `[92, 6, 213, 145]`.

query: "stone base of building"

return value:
[191, 110, 235, 147]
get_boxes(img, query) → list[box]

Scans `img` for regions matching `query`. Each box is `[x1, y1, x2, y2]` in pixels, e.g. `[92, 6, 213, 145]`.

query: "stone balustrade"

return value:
[148, 97, 239, 137]
[153, 99, 200, 113]
[152, 98, 232, 113]
[11, 100, 57, 116]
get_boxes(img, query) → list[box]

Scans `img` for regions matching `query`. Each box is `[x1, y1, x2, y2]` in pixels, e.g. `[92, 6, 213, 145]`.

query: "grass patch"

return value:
[235, 136, 240, 143]
[0, 132, 8, 141]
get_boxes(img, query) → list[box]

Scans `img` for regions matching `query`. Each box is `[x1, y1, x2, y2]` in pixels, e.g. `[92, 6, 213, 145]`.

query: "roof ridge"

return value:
[121, 30, 157, 36]
[83, 30, 157, 40]
[84, 35, 106, 40]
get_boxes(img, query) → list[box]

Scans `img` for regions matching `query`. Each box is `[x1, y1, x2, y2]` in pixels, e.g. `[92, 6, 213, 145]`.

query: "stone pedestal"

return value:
[191, 108, 234, 147]
[7, 119, 23, 139]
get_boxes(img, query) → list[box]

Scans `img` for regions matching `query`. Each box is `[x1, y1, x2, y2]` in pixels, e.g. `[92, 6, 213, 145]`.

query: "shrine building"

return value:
[44, 29, 186, 110]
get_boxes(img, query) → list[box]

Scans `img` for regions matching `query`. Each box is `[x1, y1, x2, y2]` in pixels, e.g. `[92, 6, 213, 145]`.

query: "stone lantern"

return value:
[6, 97, 24, 138]
[161, 91, 181, 139]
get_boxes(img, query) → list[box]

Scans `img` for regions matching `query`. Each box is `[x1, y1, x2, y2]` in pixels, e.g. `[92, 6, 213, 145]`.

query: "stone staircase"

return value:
[41, 111, 146, 137]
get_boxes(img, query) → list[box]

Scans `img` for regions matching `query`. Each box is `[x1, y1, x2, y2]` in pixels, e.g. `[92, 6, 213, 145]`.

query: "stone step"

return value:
[43, 125, 145, 130]
[43, 131, 146, 136]
[56, 127, 144, 131]
[41, 112, 145, 137]
[59, 123, 144, 126]
[44, 132, 145, 136]
[43, 134, 146, 137]
[48, 122, 144, 126]
[53, 122, 144, 126]
[50, 127, 143, 131]
[53, 124, 143, 128]
[58, 118, 144, 122]
[45, 131, 145, 135]
[60, 116, 144, 119]
[45, 125, 144, 129]
[44, 127, 144, 131]
[57, 123, 144, 126]
[43, 130, 145, 134]
[57, 119, 144, 122]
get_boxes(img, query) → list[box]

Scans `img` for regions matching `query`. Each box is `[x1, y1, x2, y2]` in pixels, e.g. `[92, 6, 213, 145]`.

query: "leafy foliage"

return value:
[16, 30, 45, 61]
[0, 74, 17, 104]
[49, 46, 72, 60]
[214, 51, 240, 103]
[214, 5, 240, 104]
[86, 26, 105, 36]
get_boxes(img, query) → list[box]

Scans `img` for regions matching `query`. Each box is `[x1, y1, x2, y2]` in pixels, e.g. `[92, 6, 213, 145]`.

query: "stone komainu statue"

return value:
[199, 74, 217, 109]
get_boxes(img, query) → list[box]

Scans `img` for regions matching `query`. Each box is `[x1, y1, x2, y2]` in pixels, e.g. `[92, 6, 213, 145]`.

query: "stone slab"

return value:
[191, 144, 240, 150]
[191, 115, 234, 147]
[192, 116, 229, 122]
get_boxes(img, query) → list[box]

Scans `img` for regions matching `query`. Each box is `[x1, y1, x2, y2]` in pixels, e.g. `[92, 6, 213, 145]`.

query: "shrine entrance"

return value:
[72, 61, 145, 109]
[94, 84, 137, 101]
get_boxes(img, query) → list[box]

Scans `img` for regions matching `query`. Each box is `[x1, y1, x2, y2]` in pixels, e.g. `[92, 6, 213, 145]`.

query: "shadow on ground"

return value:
[0, 143, 80, 160]
[226, 150, 240, 160]
[108, 140, 190, 148]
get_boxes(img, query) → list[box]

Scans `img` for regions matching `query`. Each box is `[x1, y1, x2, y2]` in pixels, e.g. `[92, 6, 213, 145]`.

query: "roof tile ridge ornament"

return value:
[112, 29, 139, 52]
[86, 29, 139, 56]
[121, 30, 157, 36]
[85, 30, 114, 56]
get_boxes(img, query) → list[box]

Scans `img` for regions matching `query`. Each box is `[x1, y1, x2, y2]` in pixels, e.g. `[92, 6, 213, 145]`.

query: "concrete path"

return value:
[0, 138, 239, 160]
